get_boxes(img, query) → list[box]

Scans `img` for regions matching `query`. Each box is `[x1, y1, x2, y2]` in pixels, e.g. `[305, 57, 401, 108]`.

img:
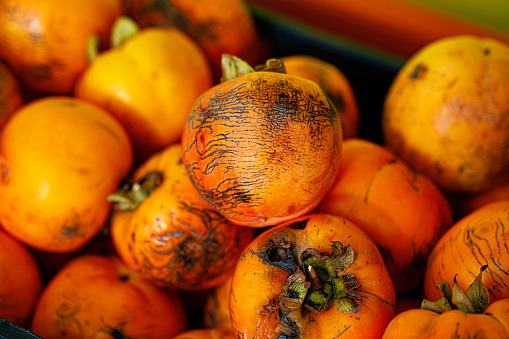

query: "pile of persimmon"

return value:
[1, 0, 509, 337]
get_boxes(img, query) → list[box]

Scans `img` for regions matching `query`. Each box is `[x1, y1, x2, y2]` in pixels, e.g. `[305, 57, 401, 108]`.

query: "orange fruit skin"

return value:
[424, 199, 509, 304]
[0, 228, 43, 329]
[281, 55, 360, 138]
[203, 274, 233, 330]
[75, 26, 214, 165]
[382, 35, 509, 194]
[0, 96, 133, 253]
[30, 254, 188, 338]
[229, 213, 396, 339]
[0, 61, 23, 133]
[382, 299, 509, 339]
[127, 0, 266, 81]
[0, 0, 123, 95]
[172, 328, 236, 339]
[110, 143, 254, 291]
[314, 138, 454, 295]
[182, 71, 343, 227]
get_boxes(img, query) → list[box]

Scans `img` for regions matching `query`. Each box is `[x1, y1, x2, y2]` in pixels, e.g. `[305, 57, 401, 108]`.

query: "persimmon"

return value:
[109, 142, 254, 291]
[0, 96, 133, 253]
[75, 16, 214, 164]
[0, 61, 23, 133]
[229, 213, 396, 339]
[181, 56, 343, 227]
[203, 274, 233, 330]
[173, 328, 236, 339]
[0, 0, 123, 95]
[0, 228, 43, 329]
[314, 138, 453, 295]
[383, 266, 509, 338]
[281, 55, 360, 138]
[424, 199, 509, 304]
[382, 35, 509, 194]
[30, 254, 188, 338]
[127, 0, 266, 81]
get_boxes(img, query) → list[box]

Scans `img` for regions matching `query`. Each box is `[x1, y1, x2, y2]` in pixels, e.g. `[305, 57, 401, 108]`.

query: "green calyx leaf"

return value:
[421, 265, 490, 315]
[107, 172, 163, 211]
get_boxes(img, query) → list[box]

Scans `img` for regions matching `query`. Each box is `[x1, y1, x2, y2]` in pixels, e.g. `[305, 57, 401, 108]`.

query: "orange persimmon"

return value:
[0, 0, 123, 95]
[0, 61, 23, 133]
[127, 0, 266, 81]
[281, 54, 360, 138]
[30, 254, 188, 338]
[172, 328, 236, 339]
[181, 56, 343, 227]
[0, 96, 133, 253]
[382, 35, 509, 194]
[0, 227, 43, 329]
[109, 142, 254, 291]
[229, 213, 396, 338]
[203, 274, 233, 330]
[424, 199, 509, 304]
[383, 266, 509, 338]
[314, 138, 454, 295]
[75, 16, 213, 164]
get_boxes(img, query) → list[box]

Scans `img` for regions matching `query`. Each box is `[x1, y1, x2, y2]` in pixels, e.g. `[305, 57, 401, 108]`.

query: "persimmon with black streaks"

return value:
[181, 56, 343, 227]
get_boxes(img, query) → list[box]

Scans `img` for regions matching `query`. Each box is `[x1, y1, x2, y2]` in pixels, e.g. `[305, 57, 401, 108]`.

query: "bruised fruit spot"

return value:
[409, 63, 427, 80]
[60, 224, 80, 237]
[288, 219, 309, 230]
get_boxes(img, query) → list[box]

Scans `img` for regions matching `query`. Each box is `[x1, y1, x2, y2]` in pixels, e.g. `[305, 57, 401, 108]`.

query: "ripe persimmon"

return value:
[172, 328, 236, 339]
[30, 254, 188, 338]
[75, 16, 214, 164]
[109, 142, 254, 291]
[382, 35, 509, 194]
[203, 274, 233, 330]
[281, 54, 360, 138]
[0, 0, 123, 95]
[383, 266, 509, 339]
[0, 96, 133, 253]
[0, 227, 43, 329]
[314, 138, 454, 295]
[181, 56, 343, 227]
[424, 199, 509, 304]
[0, 61, 23, 134]
[229, 213, 396, 338]
[127, 0, 265, 81]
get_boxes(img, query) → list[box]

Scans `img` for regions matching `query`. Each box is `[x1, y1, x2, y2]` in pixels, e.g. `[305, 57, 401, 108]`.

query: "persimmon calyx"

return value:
[269, 241, 363, 338]
[107, 172, 163, 211]
[110, 15, 140, 48]
[421, 265, 490, 314]
[220, 54, 287, 82]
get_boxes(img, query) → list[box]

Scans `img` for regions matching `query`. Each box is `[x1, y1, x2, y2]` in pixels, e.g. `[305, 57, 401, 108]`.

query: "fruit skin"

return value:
[127, 0, 265, 81]
[203, 274, 233, 330]
[173, 328, 236, 339]
[423, 199, 509, 304]
[75, 25, 213, 165]
[229, 213, 396, 339]
[181, 71, 343, 227]
[314, 138, 454, 295]
[0, 96, 133, 253]
[0, 0, 123, 95]
[382, 299, 509, 338]
[382, 35, 509, 194]
[30, 254, 188, 338]
[0, 228, 43, 329]
[0, 61, 23, 133]
[281, 54, 360, 138]
[110, 142, 254, 291]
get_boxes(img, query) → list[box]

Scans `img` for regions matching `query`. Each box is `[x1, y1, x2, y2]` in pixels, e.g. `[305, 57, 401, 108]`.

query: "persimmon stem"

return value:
[107, 172, 163, 211]
[266, 241, 363, 338]
[110, 15, 140, 48]
[220, 55, 287, 83]
[421, 265, 490, 314]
